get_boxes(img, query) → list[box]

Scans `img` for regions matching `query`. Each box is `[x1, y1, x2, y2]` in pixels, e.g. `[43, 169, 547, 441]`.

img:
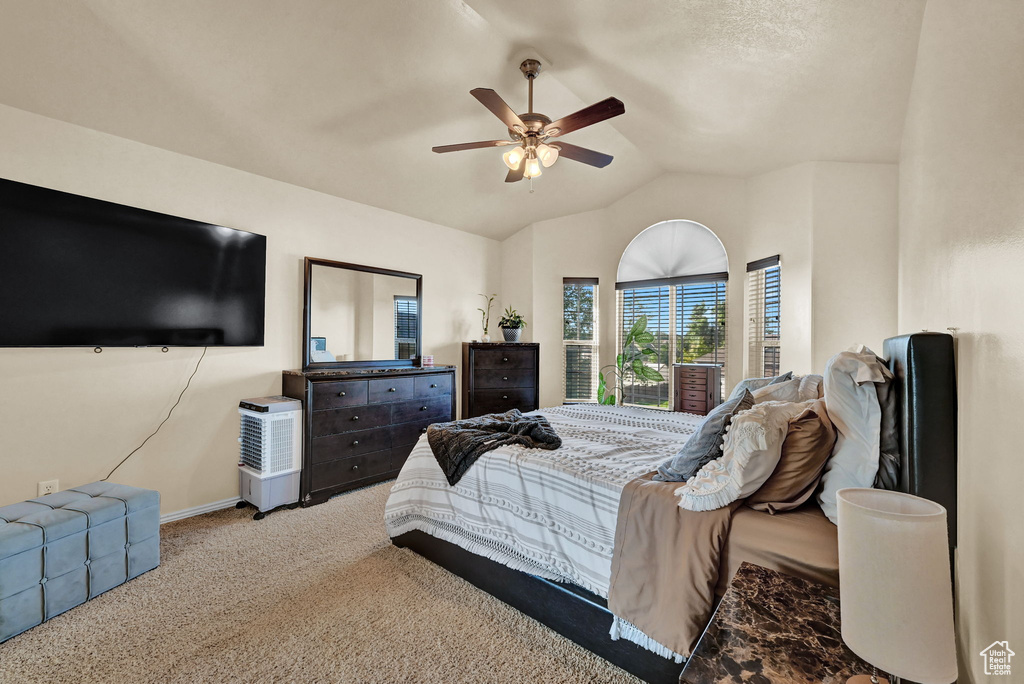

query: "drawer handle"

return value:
[352, 415, 359, 421]
[503, 357, 508, 362]
[338, 391, 346, 397]
[352, 465, 359, 471]
[420, 406, 428, 411]
[389, 387, 396, 392]
[430, 383, 437, 388]
[502, 376, 508, 381]
[421, 427, 428, 433]
[503, 395, 508, 400]
[353, 440, 359, 446]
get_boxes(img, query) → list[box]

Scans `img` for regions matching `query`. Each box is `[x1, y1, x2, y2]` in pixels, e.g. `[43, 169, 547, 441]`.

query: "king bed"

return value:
[386, 333, 957, 683]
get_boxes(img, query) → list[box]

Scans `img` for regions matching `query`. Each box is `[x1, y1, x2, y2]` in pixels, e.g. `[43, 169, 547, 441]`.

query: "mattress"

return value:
[384, 404, 702, 596]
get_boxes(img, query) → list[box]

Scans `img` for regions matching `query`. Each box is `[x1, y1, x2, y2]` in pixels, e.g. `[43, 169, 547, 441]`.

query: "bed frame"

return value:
[391, 332, 958, 683]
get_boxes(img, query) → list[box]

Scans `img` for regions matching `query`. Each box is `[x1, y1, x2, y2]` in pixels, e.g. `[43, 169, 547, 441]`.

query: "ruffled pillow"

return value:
[676, 400, 809, 512]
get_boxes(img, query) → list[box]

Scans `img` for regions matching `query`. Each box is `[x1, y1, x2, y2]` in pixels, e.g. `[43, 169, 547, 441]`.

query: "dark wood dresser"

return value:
[461, 342, 539, 419]
[283, 366, 456, 506]
[671, 363, 723, 416]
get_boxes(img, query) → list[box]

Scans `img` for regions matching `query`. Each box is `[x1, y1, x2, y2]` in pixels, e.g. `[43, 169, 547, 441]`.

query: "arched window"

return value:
[613, 220, 728, 408]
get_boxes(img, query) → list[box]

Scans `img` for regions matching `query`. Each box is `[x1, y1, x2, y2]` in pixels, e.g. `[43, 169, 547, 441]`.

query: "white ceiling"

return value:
[0, 0, 926, 240]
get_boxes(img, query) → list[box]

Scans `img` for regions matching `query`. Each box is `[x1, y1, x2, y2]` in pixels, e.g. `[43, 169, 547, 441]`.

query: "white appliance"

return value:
[237, 396, 302, 519]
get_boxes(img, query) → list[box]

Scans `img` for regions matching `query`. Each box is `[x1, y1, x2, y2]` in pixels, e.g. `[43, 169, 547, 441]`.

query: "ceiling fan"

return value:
[432, 59, 625, 183]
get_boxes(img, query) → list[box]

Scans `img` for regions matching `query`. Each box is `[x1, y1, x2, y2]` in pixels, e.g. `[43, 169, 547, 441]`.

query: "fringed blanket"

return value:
[426, 409, 562, 486]
[608, 473, 740, 660]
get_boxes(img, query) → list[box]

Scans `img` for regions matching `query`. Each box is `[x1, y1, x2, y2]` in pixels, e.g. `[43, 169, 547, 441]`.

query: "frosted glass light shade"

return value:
[502, 146, 525, 170]
[837, 488, 957, 684]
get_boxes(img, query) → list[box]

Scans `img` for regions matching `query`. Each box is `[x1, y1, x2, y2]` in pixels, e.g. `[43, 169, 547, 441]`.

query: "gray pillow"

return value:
[654, 389, 756, 482]
[726, 371, 793, 402]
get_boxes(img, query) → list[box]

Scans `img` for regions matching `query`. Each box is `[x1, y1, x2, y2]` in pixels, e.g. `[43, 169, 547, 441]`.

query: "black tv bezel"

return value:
[0, 177, 268, 349]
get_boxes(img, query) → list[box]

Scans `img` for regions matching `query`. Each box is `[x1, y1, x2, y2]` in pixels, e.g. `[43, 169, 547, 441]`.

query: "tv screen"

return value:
[0, 178, 266, 347]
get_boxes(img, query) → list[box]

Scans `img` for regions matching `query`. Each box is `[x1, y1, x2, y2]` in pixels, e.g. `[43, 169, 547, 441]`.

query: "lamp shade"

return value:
[837, 488, 957, 684]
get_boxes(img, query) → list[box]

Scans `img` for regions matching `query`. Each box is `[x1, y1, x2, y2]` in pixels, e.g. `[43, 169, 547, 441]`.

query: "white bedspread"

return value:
[384, 404, 702, 597]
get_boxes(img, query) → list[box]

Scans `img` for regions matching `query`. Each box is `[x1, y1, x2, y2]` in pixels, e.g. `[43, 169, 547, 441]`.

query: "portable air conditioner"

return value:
[237, 396, 302, 519]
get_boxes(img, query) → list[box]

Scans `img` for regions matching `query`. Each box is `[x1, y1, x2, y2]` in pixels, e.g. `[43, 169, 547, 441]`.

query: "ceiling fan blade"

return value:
[432, 140, 515, 153]
[471, 88, 526, 132]
[550, 142, 614, 168]
[544, 97, 625, 137]
[505, 159, 525, 183]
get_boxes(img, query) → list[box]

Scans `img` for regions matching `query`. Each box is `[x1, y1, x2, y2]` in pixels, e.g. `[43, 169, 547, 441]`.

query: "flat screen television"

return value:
[0, 178, 266, 347]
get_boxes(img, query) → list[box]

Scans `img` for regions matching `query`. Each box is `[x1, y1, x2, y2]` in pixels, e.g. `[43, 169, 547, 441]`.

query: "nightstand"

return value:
[681, 562, 878, 684]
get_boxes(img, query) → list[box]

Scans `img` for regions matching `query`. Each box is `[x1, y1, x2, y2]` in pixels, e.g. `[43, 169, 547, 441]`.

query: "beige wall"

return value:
[898, 1, 1024, 681]
[0, 103, 501, 516]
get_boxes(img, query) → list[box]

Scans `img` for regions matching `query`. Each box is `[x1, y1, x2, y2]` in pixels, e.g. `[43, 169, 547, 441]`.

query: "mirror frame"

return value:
[302, 256, 423, 370]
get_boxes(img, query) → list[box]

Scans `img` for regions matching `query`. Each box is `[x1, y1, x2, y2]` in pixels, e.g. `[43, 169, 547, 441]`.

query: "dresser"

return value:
[671, 363, 723, 416]
[461, 343, 540, 419]
[283, 366, 456, 506]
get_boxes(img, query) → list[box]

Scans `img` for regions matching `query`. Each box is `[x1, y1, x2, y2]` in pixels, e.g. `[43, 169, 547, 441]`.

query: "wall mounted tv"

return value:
[0, 178, 266, 347]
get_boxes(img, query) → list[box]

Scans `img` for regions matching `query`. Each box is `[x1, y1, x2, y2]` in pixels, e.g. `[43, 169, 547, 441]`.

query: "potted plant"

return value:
[597, 315, 665, 405]
[477, 293, 497, 342]
[498, 306, 527, 342]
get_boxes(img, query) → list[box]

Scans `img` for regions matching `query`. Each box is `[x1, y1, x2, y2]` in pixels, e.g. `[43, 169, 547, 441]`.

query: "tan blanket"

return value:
[608, 472, 740, 657]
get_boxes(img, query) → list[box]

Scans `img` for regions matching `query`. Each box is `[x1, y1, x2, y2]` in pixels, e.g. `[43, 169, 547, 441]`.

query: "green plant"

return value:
[477, 293, 497, 335]
[597, 315, 665, 406]
[498, 305, 527, 329]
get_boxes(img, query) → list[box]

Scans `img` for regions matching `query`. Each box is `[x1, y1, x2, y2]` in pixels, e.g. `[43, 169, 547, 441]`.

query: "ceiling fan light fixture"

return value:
[537, 143, 558, 167]
[524, 156, 542, 179]
[503, 146, 526, 170]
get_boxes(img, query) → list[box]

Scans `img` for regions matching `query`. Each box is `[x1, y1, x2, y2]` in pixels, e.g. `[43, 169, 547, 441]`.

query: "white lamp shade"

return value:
[837, 488, 957, 684]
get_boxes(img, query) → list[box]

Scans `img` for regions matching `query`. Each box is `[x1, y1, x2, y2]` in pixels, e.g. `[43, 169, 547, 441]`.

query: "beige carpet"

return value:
[0, 482, 642, 683]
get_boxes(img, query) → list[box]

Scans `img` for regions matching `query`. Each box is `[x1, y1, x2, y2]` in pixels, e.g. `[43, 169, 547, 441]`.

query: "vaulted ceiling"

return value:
[0, 0, 926, 239]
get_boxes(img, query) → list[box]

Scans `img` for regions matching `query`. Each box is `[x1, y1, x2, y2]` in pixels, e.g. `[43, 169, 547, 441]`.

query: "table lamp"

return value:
[837, 488, 957, 684]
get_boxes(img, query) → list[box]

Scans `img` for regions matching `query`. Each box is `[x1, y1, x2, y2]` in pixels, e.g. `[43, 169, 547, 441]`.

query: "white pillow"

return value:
[751, 377, 801, 403]
[817, 349, 893, 523]
[676, 400, 809, 511]
[798, 374, 823, 401]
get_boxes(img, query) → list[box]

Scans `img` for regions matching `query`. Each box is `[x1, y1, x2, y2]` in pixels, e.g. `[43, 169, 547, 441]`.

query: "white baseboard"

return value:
[160, 496, 241, 525]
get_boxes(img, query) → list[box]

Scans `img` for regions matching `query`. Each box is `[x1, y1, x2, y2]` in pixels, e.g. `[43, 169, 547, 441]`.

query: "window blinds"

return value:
[394, 296, 418, 360]
[676, 280, 727, 396]
[563, 279, 599, 402]
[746, 256, 781, 377]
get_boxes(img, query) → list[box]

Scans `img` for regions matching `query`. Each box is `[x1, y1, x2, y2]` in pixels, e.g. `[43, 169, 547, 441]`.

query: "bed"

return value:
[386, 333, 957, 683]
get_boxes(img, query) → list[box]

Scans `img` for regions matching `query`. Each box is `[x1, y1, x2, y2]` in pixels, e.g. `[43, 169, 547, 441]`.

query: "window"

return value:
[563, 278, 598, 402]
[747, 256, 781, 377]
[617, 276, 728, 408]
[394, 295, 417, 360]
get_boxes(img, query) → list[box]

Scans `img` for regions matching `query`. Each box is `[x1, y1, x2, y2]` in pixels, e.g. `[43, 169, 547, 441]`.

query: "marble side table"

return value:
[681, 562, 881, 684]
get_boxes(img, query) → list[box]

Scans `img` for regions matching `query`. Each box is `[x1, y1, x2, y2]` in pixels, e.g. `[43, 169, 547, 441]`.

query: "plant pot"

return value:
[501, 327, 521, 342]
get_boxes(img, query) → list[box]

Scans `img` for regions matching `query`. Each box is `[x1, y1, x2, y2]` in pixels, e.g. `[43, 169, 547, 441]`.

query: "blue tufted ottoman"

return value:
[0, 482, 160, 642]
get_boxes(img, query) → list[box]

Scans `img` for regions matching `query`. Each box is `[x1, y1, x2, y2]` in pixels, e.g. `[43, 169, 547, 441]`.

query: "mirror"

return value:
[303, 257, 422, 369]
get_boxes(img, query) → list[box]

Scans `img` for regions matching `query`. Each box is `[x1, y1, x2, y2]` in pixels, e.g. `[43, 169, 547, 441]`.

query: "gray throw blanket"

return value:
[427, 409, 562, 486]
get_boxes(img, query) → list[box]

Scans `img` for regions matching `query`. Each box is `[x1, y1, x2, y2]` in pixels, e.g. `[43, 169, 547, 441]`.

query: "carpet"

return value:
[0, 482, 642, 683]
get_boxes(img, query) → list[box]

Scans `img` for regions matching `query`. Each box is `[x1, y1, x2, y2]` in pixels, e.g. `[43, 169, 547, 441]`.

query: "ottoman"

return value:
[0, 482, 160, 642]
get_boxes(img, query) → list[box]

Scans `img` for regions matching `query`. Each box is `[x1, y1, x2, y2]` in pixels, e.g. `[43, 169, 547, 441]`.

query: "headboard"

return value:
[882, 332, 958, 552]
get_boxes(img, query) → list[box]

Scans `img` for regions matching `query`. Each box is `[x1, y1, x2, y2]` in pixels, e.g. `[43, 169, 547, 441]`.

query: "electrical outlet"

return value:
[38, 480, 58, 496]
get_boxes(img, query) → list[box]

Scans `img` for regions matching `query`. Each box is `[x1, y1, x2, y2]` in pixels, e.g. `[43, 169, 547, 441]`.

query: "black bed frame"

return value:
[391, 333, 958, 683]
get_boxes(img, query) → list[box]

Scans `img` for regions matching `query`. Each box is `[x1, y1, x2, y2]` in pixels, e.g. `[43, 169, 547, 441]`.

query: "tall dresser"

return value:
[461, 342, 540, 419]
[283, 366, 456, 506]
[671, 363, 723, 416]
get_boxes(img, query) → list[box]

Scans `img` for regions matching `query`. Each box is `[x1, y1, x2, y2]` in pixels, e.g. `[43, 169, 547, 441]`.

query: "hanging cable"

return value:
[101, 347, 208, 482]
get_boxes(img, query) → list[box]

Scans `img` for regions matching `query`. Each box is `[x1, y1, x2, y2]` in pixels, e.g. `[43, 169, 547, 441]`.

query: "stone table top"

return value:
[681, 562, 877, 684]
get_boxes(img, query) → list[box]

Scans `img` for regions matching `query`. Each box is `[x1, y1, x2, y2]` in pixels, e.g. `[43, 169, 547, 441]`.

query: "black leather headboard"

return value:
[882, 333, 958, 551]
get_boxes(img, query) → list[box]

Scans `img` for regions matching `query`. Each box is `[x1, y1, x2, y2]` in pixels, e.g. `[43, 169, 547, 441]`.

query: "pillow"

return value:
[798, 374, 823, 401]
[726, 371, 793, 402]
[653, 390, 755, 482]
[676, 400, 809, 511]
[816, 349, 893, 524]
[747, 399, 836, 514]
[751, 377, 801, 403]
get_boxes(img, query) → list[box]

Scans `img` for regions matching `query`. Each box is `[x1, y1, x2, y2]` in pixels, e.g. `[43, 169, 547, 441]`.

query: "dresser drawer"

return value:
[390, 442, 417, 472]
[392, 397, 452, 424]
[681, 399, 708, 414]
[471, 388, 537, 415]
[473, 348, 537, 370]
[311, 449, 392, 490]
[367, 377, 415, 403]
[310, 427, 391, 464]
[414, 374, 452, 399]
[311, 380, 369, 410]
[677, 367, 710, 380]
[680, 388, 709, 402]
[474, 368, 535, 389]
[677, 374, 707, 388]
[312, 404, 391, 438]
[393, 419, 436, 447]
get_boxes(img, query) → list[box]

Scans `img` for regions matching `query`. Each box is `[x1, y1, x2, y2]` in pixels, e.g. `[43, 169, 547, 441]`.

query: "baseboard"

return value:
[160, 496, 241, 525]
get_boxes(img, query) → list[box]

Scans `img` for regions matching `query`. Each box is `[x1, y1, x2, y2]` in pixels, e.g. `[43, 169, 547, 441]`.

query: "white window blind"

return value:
[563, 278, 599, 402]
[676, 281, 728, 396]
[746, 256, 781, 377]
